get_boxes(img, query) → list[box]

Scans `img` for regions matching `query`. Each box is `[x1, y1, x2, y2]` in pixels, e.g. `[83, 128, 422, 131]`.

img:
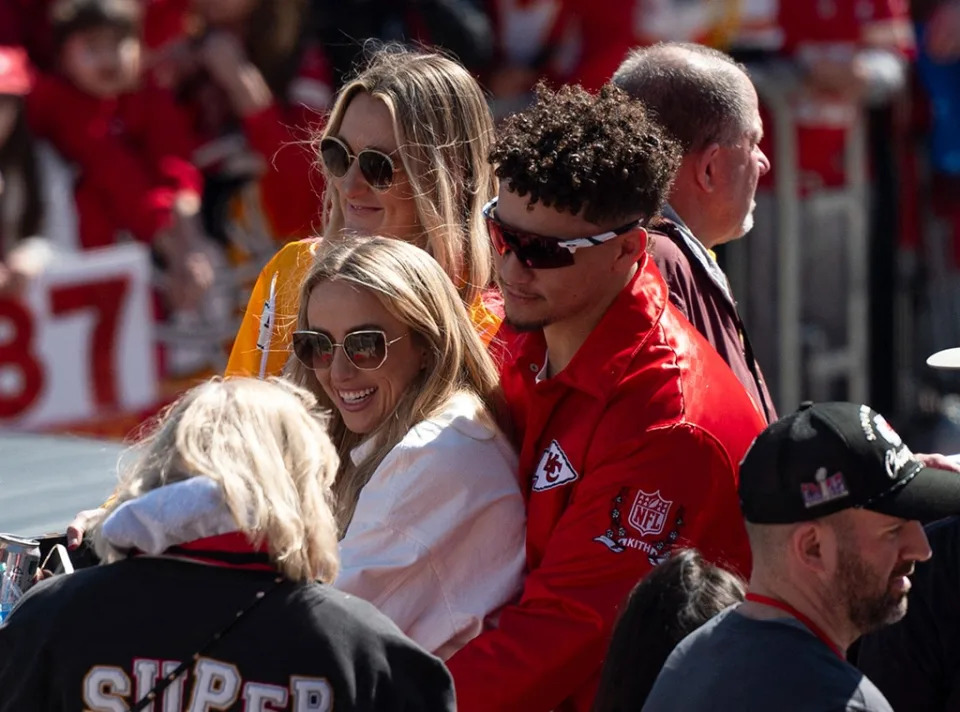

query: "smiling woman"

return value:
[226, 46, 500, 379]
[286, 237, 526, 661]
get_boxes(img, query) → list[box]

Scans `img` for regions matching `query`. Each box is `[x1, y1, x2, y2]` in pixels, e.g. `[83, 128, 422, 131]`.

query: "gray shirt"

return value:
[643, 606, 893, 712]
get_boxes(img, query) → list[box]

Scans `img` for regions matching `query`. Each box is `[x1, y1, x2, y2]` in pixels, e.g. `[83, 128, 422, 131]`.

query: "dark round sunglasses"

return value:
[292, 329, 407, 371]
[320, 136, 397, 192]
[483, 197, 644, 269]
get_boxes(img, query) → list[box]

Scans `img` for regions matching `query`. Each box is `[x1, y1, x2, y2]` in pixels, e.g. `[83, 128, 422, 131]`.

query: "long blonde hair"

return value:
[286, 237, 503, 533]
[93, 377, 340, 583]
[319, 46, 497, 308]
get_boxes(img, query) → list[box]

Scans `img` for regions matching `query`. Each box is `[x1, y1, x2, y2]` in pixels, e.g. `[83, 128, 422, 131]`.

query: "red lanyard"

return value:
[744, 593, 845, 660]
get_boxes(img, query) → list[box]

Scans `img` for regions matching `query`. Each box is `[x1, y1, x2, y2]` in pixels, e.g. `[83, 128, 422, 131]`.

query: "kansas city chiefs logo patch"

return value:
[532, 440, 579, 492]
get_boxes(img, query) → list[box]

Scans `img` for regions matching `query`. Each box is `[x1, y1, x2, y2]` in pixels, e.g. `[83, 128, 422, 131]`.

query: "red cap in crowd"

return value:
[0, 46, 32, 96]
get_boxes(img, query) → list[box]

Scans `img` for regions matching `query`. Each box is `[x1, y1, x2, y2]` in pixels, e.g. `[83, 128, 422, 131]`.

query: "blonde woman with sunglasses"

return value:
[286, 236, 525, 661]
[225, 45, 501, 379]
[63, 46, 504, 551]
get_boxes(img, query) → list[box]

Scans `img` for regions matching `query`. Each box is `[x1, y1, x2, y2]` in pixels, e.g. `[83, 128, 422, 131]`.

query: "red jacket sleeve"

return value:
[446, 424, 751, 712]
[127, 83, 203, 196]
[242, 103, 324, 240]
[863, 0, 915, 57]
[26, 76, 183, 242]
[241, 44, 332, 241]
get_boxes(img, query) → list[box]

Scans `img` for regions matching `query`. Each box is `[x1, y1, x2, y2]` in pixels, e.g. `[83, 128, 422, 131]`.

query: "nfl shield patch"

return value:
[629, 490, 673, 537]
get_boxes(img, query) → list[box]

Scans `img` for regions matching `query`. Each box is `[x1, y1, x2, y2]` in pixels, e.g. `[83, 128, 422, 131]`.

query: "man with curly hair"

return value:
[613, 42, 776, 424]
[446, 82, 767, 711]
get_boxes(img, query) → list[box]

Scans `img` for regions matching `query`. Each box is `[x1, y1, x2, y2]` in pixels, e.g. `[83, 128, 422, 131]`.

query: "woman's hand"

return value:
[198, 31, 272, 117]
[915, 452, 960, 473]
[926, 1, 960, 63]
[66, 508, 107, 549]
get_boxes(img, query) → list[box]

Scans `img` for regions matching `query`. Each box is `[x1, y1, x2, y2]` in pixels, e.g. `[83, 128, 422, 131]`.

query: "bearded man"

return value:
[643, 401, 960, 712]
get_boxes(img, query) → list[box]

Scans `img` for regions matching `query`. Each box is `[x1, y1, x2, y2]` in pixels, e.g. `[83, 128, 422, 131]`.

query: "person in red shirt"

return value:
[776, 0, 914, 190]
[536, 0, 740, 91]
[26, 0, 215, 308]
[0, 0, 191, 71]
[151, 0, 333, 244]
[0, 45, 50, 296]
[446, 82, 767, 711]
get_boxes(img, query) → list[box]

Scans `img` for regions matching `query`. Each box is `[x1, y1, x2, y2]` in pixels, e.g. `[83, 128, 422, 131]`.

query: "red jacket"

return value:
[447, 254, 765, 711]
[26, 74, 202, 249]
[182, 43, 333, 243]
[239, 44, 332, 241]
[539, 0, 738, 91]
[759, 0, 914, 189]
[0, 0, 192, 71]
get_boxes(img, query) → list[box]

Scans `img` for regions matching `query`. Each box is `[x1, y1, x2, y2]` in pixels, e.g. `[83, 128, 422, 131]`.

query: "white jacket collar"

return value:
[350, 392, 494, 466]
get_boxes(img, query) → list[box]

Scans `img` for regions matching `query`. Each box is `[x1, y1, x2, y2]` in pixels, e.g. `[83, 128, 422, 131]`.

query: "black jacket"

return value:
[0, 556, 455, 711]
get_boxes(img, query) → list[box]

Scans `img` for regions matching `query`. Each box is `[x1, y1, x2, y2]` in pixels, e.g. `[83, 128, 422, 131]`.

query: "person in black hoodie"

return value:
[0, 376, 454, 712]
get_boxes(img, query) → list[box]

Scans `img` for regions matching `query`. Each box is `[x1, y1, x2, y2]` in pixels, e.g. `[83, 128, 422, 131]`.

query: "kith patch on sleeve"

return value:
[594, 486, 686, 565]
[531, 440, 579, 491]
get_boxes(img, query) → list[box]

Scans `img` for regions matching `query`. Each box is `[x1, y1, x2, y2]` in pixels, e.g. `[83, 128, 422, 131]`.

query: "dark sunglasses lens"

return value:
[504, 227, 574, 269]
[343, 332, 388, 369]
[486, 219, 508, 256]
[293, 332, 334, 368]
[320, 139, 350, 177]
[357, 151, 394, 190]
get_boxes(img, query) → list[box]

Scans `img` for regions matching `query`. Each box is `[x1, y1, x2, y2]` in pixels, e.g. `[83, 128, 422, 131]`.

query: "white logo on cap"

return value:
[885, 446, 915, 479]
[873, 415, 903, 447]
[860, 405, 876, 441]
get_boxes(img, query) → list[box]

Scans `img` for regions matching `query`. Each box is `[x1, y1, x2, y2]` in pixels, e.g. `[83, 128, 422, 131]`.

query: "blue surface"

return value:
[0, 433, 123, 537]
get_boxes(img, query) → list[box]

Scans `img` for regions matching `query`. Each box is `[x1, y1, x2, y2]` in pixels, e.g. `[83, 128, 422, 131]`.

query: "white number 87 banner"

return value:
[0, 243, 158, 430]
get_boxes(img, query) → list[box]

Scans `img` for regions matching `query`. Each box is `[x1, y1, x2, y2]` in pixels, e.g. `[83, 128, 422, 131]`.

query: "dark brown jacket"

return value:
[650, 210, 777, 425]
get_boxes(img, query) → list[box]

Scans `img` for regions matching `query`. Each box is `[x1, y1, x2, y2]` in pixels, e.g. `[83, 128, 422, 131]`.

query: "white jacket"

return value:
[335, 392, 526, 660]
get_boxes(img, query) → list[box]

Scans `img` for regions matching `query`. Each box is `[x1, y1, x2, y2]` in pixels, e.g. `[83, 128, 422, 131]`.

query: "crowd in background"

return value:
[1, 0, 960, 435]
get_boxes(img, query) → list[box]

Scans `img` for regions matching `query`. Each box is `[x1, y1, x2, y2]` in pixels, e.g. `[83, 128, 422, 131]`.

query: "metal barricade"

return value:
[728, 62, 871, 411]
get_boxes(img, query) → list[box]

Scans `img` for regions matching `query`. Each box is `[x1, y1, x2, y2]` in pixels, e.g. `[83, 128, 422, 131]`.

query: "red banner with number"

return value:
[0, 244, 159, 433]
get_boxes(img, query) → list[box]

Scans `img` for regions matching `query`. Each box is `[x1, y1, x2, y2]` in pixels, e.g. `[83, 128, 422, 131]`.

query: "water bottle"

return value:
[0, 535, 40, 623]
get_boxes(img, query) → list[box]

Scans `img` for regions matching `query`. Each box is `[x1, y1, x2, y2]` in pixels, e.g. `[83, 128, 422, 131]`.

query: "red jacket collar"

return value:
[508, 254, 669, 400]
[137, 532, 276, 572]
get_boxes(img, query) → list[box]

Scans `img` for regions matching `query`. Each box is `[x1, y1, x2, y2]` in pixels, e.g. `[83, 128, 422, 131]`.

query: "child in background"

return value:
[26, 0, 215, 311]
[151, 0, 333, 246]
[0, 45, 50, 297]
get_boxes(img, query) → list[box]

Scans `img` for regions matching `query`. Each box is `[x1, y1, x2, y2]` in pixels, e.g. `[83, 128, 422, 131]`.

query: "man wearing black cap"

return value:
[643, 401, 960, 712]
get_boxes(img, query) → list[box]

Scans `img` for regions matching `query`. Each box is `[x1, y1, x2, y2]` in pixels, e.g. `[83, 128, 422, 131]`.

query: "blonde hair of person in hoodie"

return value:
[92, 376, 341, 583]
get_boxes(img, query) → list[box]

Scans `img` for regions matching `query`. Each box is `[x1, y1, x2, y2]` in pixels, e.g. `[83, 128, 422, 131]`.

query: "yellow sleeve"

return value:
[228, 241, 502, 378]
[225, 239, 321, 378]
[470, 293, 503, 348]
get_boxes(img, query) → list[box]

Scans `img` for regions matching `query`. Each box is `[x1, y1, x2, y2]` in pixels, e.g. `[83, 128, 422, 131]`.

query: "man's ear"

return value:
[694, 143, 722, 193]
[612, 227, 647, 273]
[793, 522, 831, 576]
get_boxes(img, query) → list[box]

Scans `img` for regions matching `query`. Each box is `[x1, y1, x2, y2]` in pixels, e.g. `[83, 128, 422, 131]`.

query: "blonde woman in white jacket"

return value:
[287, 237, 526, 660]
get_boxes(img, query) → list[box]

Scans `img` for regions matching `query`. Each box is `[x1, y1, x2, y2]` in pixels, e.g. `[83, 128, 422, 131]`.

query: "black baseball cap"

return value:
[739, 401, 960, 524]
